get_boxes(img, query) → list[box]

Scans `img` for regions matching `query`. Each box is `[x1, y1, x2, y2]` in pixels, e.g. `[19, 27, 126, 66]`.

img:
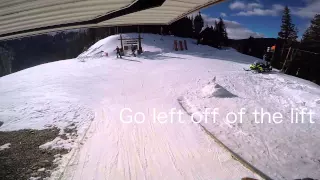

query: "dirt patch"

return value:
[60, 124, 78, 140]
[0, 128, 68, 180]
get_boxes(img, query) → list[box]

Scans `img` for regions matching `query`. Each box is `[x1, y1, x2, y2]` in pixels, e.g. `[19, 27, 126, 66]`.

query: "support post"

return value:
[174, 40, 178, 51]
[120, 34, 124, 55]
[281, 47, 291, 72]
[179, 41, 184, 51]
[138, 26, 143, 54]
[184, 40, 188, 50]
[120, 34, 123, 49]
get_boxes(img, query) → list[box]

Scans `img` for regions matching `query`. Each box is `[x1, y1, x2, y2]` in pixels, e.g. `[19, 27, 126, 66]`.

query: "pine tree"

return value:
[170, 17, 193, 38]
[0, 44, 14, 76]
[278, 6, 298, 41]
[299, 14, 320, 83]
[194, 12, 204, 35]
[218, 17, 228, 46]
[200, 26, 215, 46]
[302, 28, 312, 42]
[194, 12, 204, 44]
[214, 21, 219, 31]
[301, 14, 320, 53]
[302, 14, 320, 44]
[213, 18, 229, 48]
[212, 22, 219, 48]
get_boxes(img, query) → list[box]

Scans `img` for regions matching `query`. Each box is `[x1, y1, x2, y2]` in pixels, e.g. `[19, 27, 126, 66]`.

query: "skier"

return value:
[115, 46, 122, 58]
[263, 50, 267, 61]
[263, 49, 272, 67]
[131, 45, 136, 57]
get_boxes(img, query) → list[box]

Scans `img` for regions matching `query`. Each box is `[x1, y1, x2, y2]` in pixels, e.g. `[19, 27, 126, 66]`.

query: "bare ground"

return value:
[0, 128, 68, 180]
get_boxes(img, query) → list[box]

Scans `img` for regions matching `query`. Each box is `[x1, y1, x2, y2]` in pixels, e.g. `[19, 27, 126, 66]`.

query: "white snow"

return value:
[39, 136, 74, 150]
[38, 168, 46, 172]
[0, 33, 319, 180]
[29, 177, 41, 180]
[0, 143, 11, 151]
[179, 74, 320, 180]
[201, 77, 236, 98]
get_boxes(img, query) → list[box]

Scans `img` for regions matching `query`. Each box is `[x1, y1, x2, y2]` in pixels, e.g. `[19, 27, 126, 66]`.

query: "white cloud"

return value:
[272, 4, 284, 11]
[201, 14, 264, 39]
[291, 0, 320, 18]
[220, 12, 227, 17]
[229, 1, 246, 10]
[227, 28, 264, 39]
[230, 0, 319, 18]
[247, 3, 263, 9]
[234, 4, 284, 16]
[230, 1, 264, 10]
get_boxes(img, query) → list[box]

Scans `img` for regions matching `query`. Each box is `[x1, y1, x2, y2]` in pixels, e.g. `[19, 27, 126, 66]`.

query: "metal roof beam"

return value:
[0, 0, 166, 39]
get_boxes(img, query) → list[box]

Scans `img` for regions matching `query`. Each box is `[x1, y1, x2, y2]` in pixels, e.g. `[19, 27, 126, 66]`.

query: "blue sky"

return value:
[196, 0, 320, 39]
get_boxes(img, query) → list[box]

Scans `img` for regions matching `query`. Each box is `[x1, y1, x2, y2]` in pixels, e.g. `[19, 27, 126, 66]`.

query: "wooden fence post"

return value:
[179, 41, 184, 51]
[281, 47, 291, 72]
[174, 40, 178, 51]
[184, 40, 188, 50]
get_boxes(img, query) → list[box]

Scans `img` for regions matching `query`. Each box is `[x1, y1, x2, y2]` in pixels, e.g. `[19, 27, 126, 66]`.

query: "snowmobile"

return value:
[244, 61, 272, 73]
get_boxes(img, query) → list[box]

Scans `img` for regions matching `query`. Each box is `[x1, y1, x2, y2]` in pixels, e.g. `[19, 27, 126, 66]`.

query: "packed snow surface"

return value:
[1, 33, 319, 180]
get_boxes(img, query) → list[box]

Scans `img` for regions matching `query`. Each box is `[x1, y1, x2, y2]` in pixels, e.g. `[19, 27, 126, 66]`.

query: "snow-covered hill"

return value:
[78, 33, 259, 64]
[1, 33, 319, 180]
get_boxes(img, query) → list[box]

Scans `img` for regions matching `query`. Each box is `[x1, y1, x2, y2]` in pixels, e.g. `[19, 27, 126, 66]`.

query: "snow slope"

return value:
[0, 33, 319, 180]
[179, 74, 320, 180]
[79, 33, 257, 65]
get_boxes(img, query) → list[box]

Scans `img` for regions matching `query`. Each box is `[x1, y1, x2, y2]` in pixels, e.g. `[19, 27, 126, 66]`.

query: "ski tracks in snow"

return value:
[62, 104, 258, 180]
[57, 54, 262, 180]
[60, 66, 259, 180]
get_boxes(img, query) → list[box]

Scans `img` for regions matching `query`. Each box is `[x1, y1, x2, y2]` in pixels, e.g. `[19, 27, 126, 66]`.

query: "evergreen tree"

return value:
[212, 22, 219, 48]
[200, 26, 215, 46]
[189, 16, 195, 37]
[213, 18, 229, 48]
[240, 36, 254, 55]
[0, 44, 14, 76]
[214, 21, 219, 31]
[194, 12, 204, 35]
[278, 6, 298, 41]
[302, 14, 320, 49]
[217, 17, 228, 46]
[170, 17, 193, 38]
[299, 14, 320, 83]
[194, 12, 204, 44]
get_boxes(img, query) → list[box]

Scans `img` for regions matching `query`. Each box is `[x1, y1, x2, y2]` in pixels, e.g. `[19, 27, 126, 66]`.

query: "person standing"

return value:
[115, 46, 122, 58]
[131, 45, 136, 57]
